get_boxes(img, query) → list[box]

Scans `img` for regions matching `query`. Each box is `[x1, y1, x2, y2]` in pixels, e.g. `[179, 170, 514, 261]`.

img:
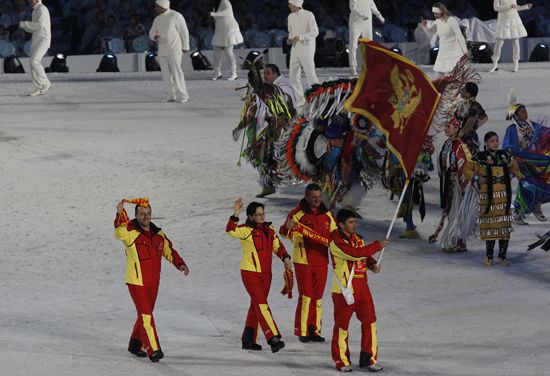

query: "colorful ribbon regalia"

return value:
[275, 79, 389, 207]
[277, 46, 479, 211]
[233, 53, 295, 188]
[503, 117, 550, 215]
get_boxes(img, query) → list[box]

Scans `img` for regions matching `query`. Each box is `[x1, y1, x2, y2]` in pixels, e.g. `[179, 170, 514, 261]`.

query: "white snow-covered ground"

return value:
[1, 63, 550, 376]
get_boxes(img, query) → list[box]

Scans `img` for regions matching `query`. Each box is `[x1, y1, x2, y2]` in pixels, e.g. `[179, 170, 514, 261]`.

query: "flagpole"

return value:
[377, 179, 410, 266]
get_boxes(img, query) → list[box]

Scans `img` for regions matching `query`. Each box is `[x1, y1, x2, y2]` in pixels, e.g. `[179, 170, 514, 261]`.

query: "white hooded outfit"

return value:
[19, 1, 51, 92]
[423, 17, 468, 75]
[491, 0, 530, 69]
[274, 74, 296, 108]
[149, 4, 190, 101]
[348, 0, 385, 72]
[288, 7, 319, 108]
[210, 0, 243, 79]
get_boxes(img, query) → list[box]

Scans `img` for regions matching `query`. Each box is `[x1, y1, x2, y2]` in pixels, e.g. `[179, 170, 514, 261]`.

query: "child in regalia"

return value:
[464, 131, 523, 266]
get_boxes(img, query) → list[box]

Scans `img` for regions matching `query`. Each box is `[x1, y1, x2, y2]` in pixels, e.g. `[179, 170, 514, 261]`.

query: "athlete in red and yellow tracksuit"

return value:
[114, 207, 187, 360]
[330, 228, 383, 371]
[226, 214, 290, 351]
[280, 198, 337, 340]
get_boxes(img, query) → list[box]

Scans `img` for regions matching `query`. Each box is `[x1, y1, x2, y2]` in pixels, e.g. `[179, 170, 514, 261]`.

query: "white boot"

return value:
[212, 69, 222, 80]
[513, 60, 519, 72]
[227, 71, 238, 81]
[489, 60, 498, 72]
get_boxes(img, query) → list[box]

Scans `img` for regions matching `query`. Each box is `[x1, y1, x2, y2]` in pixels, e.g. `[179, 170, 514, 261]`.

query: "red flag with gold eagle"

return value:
[345, 40, 440, 179]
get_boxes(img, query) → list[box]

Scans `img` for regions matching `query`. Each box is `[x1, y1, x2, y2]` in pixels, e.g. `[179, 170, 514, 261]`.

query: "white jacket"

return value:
[349, 0, 384, 24]
[274, 75, 296, 107]
[493, 0, 528, 39]
[288, 9, 319, 58]
[19, 2, 51, 48]
[149, 9, 189, 57]
[424, 17, 468, 73]
[210, 0, 243, 47]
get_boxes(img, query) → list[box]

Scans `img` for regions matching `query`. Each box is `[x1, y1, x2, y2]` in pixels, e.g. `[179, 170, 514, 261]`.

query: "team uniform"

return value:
[280, 199, 337, 339]
[226, 215, 289, 346]
[114, 209, 187, 358]
[329, 229, 383, 371]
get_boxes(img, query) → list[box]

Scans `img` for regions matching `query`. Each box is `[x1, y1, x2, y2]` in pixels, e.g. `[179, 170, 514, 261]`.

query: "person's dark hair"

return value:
[336, 208, 358, 225]
[483, 131, 498, 151]
[246, 201, 264, 217]
[305, 183, 322, 195]
[484, 131, 498, 144]
[464, 82, 478, 98]
[265, 63, 280, 76]
[135, 205, 150, 215]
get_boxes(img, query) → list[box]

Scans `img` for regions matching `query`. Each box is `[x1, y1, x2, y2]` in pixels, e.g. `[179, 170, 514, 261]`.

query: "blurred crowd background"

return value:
[1, 0, 549, 56]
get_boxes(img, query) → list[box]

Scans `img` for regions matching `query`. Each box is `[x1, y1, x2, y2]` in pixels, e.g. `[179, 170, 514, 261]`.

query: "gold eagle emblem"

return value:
[389, 66, 422, 134]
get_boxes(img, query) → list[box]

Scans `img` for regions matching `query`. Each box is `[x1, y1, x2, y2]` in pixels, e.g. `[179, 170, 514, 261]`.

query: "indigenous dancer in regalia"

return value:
[502, 91, 550, 224]
[430, 117, 472, 252]
[384, 139, 434, 240]
[455, 82, 488, 155]
[233, 52, 295, 197]
[464, 132, 523, 266]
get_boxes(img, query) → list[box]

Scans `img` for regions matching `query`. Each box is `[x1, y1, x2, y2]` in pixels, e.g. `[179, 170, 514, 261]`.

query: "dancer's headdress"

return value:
[506, 88, 524, 120]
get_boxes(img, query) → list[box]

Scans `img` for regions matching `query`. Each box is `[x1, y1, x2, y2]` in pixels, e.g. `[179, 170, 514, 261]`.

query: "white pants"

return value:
[30, 41, 50, 90]
[289, 54, 319, 107]
[348, 20, 373, 71]
[157, 54, 189, 101]
[212, 45, 237, 77]
[493, 38, 520, 62]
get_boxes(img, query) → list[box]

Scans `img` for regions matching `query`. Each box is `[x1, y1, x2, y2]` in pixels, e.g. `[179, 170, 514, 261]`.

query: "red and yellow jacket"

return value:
[114, 210, 186, 287]
[280, 199, 337, 266]
[226, 216, 289, 274]
[329, 229, 382, 294]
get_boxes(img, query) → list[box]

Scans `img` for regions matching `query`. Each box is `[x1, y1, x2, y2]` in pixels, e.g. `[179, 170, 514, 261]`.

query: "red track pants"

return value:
[331, 278, 378, 369]
[128, 284, 160, 356]
[294, 263, 328, 336]
[241, 270, 280, 343]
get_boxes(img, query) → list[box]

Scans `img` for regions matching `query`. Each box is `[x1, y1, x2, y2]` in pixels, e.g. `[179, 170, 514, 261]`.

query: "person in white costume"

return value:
[421, 3, 468, 79]
[19, 0, 51, 96]
[149, 0, 190, 103]
[287, 0, 319, 108]
[210, 0, 243, 81]
[490, 0, 533, 73]
[348, 0, 385, 76]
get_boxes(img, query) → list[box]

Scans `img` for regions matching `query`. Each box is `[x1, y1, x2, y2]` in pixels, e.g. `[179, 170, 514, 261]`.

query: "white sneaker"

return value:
[29, 89, 43, 96]
[350, 68, 358, 76]
[513, 61, 519, 72]
[363, 363, 383, 372]
[227, 73, 238, 81]
[338, 365, 352, 372]
[533, 211, 548, 221]
[40, 85, 51, 94]
[513, 216, 529, 225]
[177, 98, 189, 103]
[164, 98, 176, 102]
